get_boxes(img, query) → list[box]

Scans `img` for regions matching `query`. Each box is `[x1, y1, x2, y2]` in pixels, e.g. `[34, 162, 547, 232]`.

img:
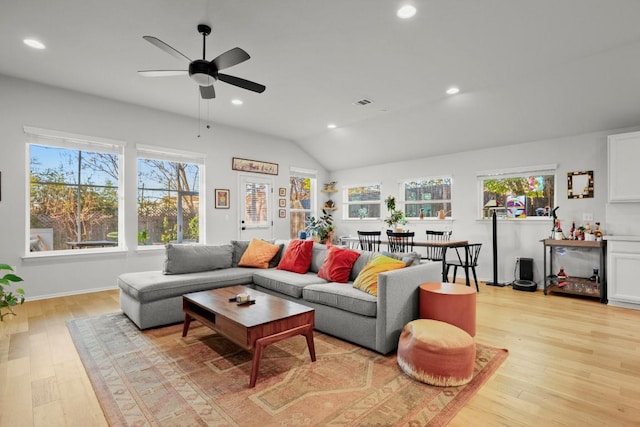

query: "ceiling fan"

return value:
[138, 24, 266, 99]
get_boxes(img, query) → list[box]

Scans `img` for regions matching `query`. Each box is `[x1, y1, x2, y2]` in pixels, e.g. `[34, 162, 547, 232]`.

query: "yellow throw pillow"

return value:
[238, 238, 281, 269]
[353, 254, 406, 296]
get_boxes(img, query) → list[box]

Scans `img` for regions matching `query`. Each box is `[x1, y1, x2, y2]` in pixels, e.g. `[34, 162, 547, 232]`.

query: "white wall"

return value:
[0, 75, 327, 299]
[329, 128, 640, 286]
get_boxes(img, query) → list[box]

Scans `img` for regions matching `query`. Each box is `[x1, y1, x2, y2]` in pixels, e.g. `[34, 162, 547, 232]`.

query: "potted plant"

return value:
[306, 210, 335, 243]
[0, 264, 25, 321]
[384, 195, 407, 231]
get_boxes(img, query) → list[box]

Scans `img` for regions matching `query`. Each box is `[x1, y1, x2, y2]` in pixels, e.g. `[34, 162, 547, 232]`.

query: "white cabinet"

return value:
[606, 236, 640, 310]
[608, 131, 640, 202]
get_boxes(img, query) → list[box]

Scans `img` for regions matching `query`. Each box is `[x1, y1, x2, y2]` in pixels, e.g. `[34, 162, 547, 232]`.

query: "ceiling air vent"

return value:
[352, 98, 374, 106]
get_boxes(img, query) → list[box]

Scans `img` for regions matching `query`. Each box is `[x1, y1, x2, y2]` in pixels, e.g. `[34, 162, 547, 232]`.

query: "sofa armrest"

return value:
[375, 261, 442, 354]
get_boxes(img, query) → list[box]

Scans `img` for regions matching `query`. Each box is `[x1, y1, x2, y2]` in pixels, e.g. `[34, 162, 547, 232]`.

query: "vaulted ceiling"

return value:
[3, 0, 640, 170]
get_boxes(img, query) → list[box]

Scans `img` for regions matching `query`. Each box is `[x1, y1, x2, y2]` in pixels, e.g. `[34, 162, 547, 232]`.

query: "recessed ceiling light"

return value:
[231, 99, 243, 106]
[327, 124, 337, 129]
[397, 5, 417, 19]
[446, 87, 460, 95]
[23, 38, 45, 49]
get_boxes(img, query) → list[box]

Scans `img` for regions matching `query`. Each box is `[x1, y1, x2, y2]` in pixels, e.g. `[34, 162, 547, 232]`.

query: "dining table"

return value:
[339, 236, 469, 284]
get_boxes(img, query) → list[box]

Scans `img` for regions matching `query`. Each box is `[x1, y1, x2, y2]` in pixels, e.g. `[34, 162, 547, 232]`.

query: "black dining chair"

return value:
[386, 230, 415, 253]
[446, 243, 482, 291]
[422, 230, 452, 261]
[357, 231, 381, 251]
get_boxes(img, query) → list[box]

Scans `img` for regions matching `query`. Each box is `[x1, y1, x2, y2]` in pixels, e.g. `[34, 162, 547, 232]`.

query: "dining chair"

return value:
[445, 243, 482, 291]
[422, 230, 452, 261]
[386, 231, 415, 253]
[357, 231, 381, 251]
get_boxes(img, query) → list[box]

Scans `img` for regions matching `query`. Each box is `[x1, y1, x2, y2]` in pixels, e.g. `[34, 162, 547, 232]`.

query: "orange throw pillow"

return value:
[277, 240, 314, 274]
[353, 254, 406, 296]
[238, 238, 281, 269]
[318, 246, 361, 283]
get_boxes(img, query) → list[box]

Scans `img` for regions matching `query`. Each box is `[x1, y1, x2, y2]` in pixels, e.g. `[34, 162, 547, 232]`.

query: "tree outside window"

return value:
[343, 184, 381, 219]
[137, 158, 200, 245]
[29, 145, 120, 251]
[481, 173, 555, 219]
[290, 174, 314, 238]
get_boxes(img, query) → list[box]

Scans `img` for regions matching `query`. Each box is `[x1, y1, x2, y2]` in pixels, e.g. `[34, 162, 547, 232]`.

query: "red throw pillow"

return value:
[277, 240, 314, 274]
[318, 246, 361, 283]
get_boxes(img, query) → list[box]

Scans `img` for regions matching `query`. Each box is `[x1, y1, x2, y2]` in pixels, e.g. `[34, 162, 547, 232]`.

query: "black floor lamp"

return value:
[486, 210, 505, 287]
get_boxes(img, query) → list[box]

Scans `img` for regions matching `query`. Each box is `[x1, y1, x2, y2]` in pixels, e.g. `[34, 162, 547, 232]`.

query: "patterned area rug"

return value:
[68, 313, 508, 427]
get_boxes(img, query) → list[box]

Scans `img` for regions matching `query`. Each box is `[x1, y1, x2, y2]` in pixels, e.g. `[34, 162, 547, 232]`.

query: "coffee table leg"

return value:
[249, 324, 315, 388]
[182, 313, 192, 337]
[304, 327, 316, 362]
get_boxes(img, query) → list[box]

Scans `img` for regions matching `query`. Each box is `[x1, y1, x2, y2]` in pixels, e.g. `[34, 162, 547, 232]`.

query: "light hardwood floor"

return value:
[1, 284, 639, 426]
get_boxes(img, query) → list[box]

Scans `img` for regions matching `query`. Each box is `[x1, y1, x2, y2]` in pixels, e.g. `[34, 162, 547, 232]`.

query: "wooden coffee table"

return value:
[182, 285, 316, 387]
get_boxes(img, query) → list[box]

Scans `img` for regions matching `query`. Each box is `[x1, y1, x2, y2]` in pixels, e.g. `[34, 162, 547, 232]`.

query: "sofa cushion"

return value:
[318, 246, 361, 283]
[381, 250, 422, 267]
[238, 238, 282, 269]
[309, 243, 330, 273]
[231, 240, 250, 267]
[163, 243, 233, 274]
[253, 269, 327, 298]
[268, 244, 285, 268]
[353, 254, 406, 296]
[349, 250, 379, 281]
[119, 268, 255, 303]
[277, 239, 314, 274]
[303, 283, 377, 317]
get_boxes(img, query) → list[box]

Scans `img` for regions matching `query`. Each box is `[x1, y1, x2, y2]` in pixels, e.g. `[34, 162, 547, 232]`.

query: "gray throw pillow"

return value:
[231, 240, 251, 267]
[163, 243, 233, 274]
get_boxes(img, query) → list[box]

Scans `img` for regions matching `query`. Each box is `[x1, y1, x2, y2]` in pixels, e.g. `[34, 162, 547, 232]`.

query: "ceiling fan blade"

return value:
[213, 47, 250, 71]
[218, 74, 266, 93]
[143, 36, 192, 62]
[138, 70, 188, 77]
[200, 85, 216, 99]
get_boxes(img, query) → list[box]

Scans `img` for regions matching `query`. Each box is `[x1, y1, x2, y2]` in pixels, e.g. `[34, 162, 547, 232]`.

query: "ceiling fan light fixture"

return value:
[397, 5, 417, 19]
[23, 38, 46, 49]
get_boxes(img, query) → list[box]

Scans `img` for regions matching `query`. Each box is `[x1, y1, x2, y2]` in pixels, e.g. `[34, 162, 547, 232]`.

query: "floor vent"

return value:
[353, 98, 374, 106]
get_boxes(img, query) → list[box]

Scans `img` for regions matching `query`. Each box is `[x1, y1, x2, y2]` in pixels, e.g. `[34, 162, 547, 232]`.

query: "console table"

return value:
[542, 239, 607, 304]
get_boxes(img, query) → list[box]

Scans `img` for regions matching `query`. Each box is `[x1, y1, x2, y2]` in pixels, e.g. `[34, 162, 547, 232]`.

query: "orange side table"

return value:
[419, 282, 476, 337]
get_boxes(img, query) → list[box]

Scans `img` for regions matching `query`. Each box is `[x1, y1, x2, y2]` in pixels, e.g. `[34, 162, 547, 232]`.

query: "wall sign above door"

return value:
[232, 157, 279, 175]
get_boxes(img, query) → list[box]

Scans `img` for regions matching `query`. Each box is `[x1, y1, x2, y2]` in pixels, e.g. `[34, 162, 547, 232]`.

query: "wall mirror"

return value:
[567, 170, 594, 198]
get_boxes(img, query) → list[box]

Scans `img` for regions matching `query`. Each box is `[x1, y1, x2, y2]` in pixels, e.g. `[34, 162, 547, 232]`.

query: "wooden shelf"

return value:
[321, 189, 338, 193]
[542, 239, 604, 248]
[546, 277, 601, 299]
[323, 206, 337, 211]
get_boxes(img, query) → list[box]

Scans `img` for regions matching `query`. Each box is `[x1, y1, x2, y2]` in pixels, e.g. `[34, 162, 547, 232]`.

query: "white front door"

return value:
[238, 174, 274, 241]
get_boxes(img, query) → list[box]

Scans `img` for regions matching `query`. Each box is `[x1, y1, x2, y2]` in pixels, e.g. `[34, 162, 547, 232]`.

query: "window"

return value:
[343, 184, 381, 219]
[478, 164, 556, 219]
[26, 127, 124, 252]
[289, 168, 316, 238]
[137, 145, 204, 245]
[402, 177, 452, 219]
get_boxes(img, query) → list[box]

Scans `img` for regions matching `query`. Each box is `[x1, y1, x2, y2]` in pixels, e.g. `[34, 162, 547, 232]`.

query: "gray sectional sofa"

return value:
[118, 240, 441, 354]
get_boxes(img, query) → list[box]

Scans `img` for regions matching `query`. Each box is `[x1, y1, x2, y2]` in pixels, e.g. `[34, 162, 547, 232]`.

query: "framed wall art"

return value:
[279, 209, 286, 218]
[279, 198, 286, 207]
[232, 157, 279, 175]
[279, 187, 286, 197]
[215, 189, 230, 209]
[567, 170, 594, 199]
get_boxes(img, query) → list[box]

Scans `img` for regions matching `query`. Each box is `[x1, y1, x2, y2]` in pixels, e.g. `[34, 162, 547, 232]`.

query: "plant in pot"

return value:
[384, 195, 407, 231]
[306, 210, 335, 244]
[1, 264, 25, 321]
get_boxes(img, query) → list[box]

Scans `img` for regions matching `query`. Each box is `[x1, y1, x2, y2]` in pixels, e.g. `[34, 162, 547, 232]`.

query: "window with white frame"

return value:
[401, 177, 452, 219]
[137, 145, 204, 245]
[26, 126, 124, 252]
[343, 184, 381, 219]
[477, 164, 556, 219]
[289, 168, 316, 238]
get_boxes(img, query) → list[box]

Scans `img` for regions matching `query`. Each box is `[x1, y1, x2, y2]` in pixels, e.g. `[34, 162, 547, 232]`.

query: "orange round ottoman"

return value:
[397, 319, 475, 386]
[419, 282, 476, 337]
